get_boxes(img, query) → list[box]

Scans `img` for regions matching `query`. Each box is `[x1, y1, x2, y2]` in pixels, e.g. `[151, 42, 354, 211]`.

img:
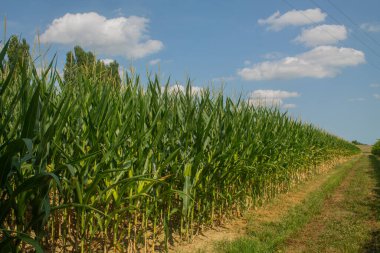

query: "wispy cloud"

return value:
[40, 12, 163, 59]
[262, 52, 284, 60]
[247, 89, 299, 108]
[212, 76, 236, 83]
[238, 46, 365, 81]
[258, 8, 326, 31]
[370, 83, 380, 88]
[149, 58, 161, 65]
[283, 103, 296, 109]
[113, 8, 124, 17]
[294, 25, 347, 47]
[360, 23, 380, 33]
[374, 94, 380, 99]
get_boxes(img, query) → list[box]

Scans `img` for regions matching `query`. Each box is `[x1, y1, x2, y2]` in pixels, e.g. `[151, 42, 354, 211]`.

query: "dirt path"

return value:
[283, 146, 380, 252]
[170, 156, 355, 253]
[283, 158, 360, 252]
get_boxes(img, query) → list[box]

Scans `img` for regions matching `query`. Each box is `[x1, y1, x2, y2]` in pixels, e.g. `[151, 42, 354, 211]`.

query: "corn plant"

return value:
[0, 39, 63, 252]
[0, 39, 360, 252]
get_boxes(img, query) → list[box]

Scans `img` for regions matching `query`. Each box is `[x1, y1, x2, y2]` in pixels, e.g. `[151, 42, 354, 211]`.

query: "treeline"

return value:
[4, 35, 121, 86]
[64, 46, 121, 87]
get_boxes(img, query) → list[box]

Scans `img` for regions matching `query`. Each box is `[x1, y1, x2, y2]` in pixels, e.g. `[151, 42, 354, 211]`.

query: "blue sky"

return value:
[2, 0, 380, 144]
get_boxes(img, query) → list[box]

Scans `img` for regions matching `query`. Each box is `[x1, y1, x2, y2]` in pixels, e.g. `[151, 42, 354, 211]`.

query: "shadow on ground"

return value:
[362, 155, 380, 253]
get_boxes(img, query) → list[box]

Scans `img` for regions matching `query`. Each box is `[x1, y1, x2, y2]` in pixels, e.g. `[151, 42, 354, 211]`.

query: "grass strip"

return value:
[216, 155, 362, 253]
[284, 153, 380, 252]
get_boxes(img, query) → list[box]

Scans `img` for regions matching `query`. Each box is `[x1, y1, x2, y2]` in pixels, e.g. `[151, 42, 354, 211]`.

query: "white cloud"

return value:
[244, 60, 251, 66]
[370, 83, 380, 88]
[360, 23, 380, 33]
[113, 8, 124, 17]
[100, 58, 114, 65]
[374, 94, 380, 99]
[149, 58, 161, 65]
[247, 89, 299, 108]
[258, 8, 326, 31]
[163, 84, 204, 96]
[187, 86, 204, 95]
[35, 67, 44, 77]
[237, 46, 365, 81]
[294, 25, 347, 47]
[40, 12, 163, 59]
[283, 103, 296, 109]
[212, 76, 236, 83]
[262, 52, 284, 60]
[118, 67, 125, 79]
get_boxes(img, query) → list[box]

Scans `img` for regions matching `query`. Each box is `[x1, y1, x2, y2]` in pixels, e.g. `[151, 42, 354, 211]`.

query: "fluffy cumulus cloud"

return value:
[238, 46, 365, 81]
[162, 84, 204, 95]
[100, 58, 114, 65]
[258, 8, 326, 31]
[294, 25, 347, 47]
[40, 12, 163, 59]
[248, 89, 299, 108]
[360, 23, 380, 33]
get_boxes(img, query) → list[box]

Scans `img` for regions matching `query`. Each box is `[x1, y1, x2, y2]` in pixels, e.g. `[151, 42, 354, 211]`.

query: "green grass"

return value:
[372, 139, 380, 156]
[216, 156, 361, 253]
[217, 153, 380, 253]
[301, 154, 380, 252]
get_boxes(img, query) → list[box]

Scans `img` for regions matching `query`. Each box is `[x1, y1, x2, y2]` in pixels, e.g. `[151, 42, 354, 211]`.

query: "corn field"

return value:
[0, 40, 360, 252]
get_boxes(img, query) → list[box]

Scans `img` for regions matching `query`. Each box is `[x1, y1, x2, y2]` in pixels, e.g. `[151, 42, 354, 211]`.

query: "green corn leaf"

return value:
[0, 39, 10, 72]
[0, 138, 33, 189]
[21, 84, 40, 139]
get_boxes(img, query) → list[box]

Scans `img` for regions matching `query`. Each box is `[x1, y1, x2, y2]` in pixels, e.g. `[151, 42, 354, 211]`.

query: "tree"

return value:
[372, 140, 380, 156]
[63, 46, 121, 87]
[7, 35, 30, 69]
[352, 140, 363, 145]
[63, 51, 75, 84]
[108, 60, 121, 85]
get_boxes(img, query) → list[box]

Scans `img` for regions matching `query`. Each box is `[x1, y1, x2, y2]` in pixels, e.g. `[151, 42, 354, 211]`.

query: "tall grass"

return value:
[0, 40, 360, 252]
